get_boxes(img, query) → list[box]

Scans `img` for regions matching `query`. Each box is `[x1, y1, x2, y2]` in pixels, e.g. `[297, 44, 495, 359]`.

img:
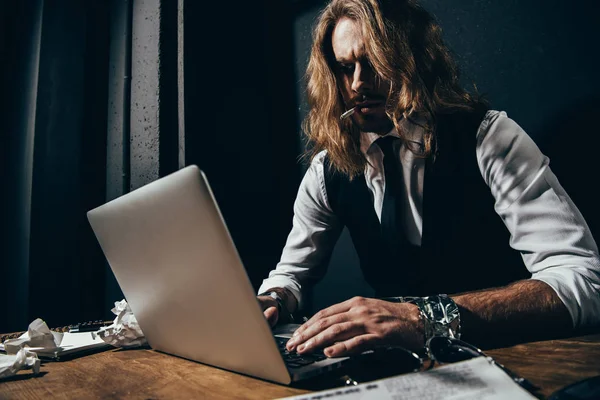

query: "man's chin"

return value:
[353, 114, 393, 134]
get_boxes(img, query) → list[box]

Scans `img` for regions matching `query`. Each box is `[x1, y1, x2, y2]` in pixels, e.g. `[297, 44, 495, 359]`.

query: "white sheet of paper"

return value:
[1, 332, 110, 360]
[279, 356, 536, 400]
[59, 332, 106, 348]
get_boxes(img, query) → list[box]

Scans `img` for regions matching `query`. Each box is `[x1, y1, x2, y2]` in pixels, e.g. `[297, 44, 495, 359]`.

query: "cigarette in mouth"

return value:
[340, 108, 356, 120]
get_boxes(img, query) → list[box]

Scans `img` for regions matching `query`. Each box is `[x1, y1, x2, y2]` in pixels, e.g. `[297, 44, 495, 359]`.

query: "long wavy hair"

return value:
[303, 0, 488, 178]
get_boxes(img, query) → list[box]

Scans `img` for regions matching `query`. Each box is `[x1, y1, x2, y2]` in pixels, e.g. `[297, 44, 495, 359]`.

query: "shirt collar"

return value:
[359, 117, 425, 156]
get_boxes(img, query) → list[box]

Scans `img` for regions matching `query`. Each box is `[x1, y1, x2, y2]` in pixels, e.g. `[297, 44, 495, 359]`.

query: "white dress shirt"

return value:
[258, 110, 600, 327]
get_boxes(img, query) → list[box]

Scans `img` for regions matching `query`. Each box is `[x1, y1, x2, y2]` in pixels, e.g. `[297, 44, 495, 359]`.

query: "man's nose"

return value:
[351, 63, 374, 93]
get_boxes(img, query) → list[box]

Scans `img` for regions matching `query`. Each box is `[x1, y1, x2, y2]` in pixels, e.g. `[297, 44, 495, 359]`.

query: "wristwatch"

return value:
[259, 291, 294, 323]
[382, 294, 461, 347]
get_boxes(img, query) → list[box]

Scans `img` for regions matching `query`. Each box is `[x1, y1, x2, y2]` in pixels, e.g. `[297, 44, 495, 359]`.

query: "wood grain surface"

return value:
[0, 347, 308, 400]
[486, 334, 600, 398]
[1, 334, 600, 399]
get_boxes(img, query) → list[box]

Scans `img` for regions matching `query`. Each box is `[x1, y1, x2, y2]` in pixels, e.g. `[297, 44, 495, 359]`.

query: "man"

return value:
[257, 0, 600, 358]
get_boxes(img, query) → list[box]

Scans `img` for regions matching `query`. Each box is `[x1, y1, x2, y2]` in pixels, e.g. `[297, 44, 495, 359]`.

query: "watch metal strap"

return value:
[381, 294, 461, 346]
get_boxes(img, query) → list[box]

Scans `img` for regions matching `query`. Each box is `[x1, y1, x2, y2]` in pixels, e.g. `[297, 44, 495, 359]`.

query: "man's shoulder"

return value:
[312, 149, 328, 166]
[303, 149, 341, 202]
[476, 109, 527, 147]
[314, 150, 342, 182]
[477, 109, 507, 133]
[300, 150, 328, 187]
[305, 150, 328, 177]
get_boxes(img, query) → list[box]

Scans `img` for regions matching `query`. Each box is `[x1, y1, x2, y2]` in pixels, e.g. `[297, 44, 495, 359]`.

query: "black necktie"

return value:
[376, 136, 404, 249]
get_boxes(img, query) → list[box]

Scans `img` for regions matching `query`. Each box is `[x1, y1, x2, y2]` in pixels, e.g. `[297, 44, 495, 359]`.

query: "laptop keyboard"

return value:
[275, 336, 327, 369]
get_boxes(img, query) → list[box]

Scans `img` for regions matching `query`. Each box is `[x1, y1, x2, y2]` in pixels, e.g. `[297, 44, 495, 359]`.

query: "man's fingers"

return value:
[264, 306, 278, 327]
[296, 322, 361, 354]
[287, 314, 351, 351]
[323, 333, 381, 357]
[293, 297, 366, 338]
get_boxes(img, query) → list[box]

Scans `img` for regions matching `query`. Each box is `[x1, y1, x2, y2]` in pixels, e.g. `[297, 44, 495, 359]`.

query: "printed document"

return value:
[280, 356, 536, 400]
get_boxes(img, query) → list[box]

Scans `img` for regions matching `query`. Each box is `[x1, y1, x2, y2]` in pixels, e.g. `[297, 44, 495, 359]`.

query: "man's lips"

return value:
[355, 100, 383, 108]
[354, 100, 385, 114]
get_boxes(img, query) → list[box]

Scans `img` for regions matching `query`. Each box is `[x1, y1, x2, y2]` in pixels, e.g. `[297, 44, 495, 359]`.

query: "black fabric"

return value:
[324, 109, 529, 297]
[376, 136, 403, 250]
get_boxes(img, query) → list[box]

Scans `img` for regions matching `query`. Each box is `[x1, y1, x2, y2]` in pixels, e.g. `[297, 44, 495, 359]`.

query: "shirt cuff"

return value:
[258, 277, 303, 311]
[531, 268, 600, 328]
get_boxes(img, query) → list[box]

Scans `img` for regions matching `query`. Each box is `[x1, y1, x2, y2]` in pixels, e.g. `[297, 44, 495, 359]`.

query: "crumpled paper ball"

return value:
[0, 348, 40, 379]
[95, 299, 147, 348]
[3, 318, 63, 355]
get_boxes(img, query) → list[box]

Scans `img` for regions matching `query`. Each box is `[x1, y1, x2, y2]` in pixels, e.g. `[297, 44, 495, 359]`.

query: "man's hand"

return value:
[285, 296, 424, 357]
[257, 296, 279, 327]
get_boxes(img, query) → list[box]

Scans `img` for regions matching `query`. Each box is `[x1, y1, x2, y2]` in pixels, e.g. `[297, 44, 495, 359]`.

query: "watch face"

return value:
[409, 295, 460, 340]
[269, 292, 279, 300]
[268, 292, 283, 311]
[427, 295, 460, 338]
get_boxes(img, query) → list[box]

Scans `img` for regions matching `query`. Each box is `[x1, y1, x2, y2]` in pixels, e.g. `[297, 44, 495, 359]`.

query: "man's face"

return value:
[332, 17, 393, 134]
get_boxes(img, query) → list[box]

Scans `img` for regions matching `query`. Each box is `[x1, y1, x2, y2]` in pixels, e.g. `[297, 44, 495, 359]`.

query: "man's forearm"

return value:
[452, 279, 573, 348]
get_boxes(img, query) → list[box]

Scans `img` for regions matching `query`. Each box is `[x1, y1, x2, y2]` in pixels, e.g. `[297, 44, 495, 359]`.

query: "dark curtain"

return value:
[0, 0, 110, 332]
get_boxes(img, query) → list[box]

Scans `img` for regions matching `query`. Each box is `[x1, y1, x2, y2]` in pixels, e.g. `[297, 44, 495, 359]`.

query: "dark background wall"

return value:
[181, 0, 301, 294]
[1, 0, 599, 332]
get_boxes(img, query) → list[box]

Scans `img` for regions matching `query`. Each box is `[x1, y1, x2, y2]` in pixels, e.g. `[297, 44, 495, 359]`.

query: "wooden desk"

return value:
[2, 334, 600, 399]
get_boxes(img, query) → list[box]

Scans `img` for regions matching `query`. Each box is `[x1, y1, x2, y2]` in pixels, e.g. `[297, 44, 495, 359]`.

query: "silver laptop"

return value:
[87, 165, 349, 384]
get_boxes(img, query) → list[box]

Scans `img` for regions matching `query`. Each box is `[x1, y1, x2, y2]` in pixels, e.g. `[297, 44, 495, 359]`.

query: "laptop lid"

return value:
[87, 165, 292, 384]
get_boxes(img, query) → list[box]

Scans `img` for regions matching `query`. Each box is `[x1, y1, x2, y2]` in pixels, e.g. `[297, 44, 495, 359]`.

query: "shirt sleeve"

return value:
[257, 151, 343, 310]
[476, 110, 600, 327]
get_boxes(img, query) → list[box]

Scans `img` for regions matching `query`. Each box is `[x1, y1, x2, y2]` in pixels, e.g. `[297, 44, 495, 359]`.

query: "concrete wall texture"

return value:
[130, 0, 162, 190]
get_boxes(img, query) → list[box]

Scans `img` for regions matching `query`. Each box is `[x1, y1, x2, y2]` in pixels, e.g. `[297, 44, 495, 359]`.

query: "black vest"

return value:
[324, 109, 529, 297]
